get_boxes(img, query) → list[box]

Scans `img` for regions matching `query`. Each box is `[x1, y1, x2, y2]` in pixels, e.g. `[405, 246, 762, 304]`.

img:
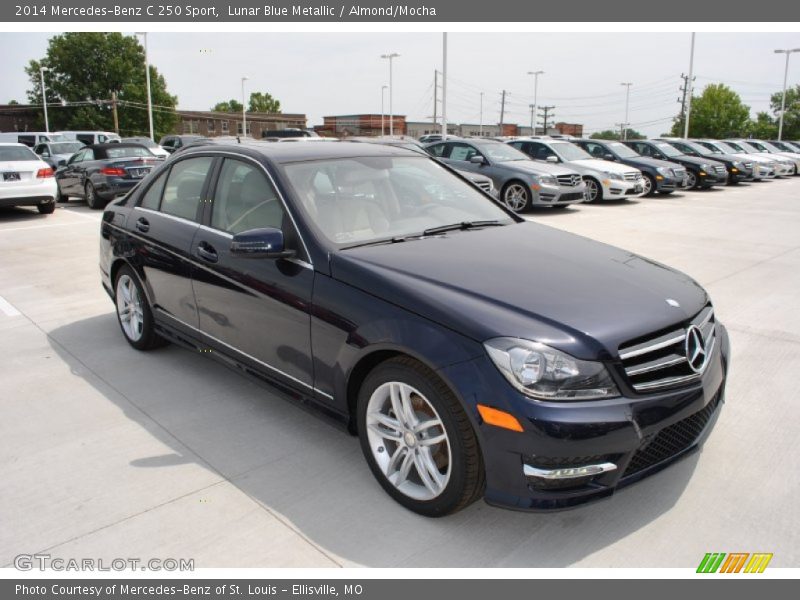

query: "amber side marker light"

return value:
[477, 404, 524, 432]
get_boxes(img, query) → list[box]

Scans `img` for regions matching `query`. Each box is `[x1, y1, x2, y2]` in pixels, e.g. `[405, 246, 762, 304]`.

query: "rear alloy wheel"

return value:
[584, 178, 601, 202]
[114, 266, 167, 351]
[358, 357, 484, 517]
[686, 171, 698, 189]
[642, 174, 655, 196]
[85, 181, 103, 209]
[501, 182, 532, 212]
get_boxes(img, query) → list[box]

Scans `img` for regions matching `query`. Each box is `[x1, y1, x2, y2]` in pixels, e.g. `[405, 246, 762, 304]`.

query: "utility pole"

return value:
[39, 66, 49, 133]
[529, 104, 535, 132]
[381, 85, 387, 136]
[441, 32, 447, 140]
[135, 32, 154, 141]
[615, 122, 627, 140]
[677, 73, 695, 134]
[432, 70, 438, 128]
[620, 82, 632, 140]
[381, 53, 400, 136]
[775, 48, 800, 140]
[479, 92, 484, 136]
[499, 90, 507, 133]
[538, 105, 555, 133]
[527, 70, 544, 135]
[111, 91, 119, 134]
[683, 32, 696, 139]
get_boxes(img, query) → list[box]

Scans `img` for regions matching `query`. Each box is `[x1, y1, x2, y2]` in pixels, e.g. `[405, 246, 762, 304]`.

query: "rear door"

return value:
[190, 156, 315, 392]
[129, 155, 216, 330]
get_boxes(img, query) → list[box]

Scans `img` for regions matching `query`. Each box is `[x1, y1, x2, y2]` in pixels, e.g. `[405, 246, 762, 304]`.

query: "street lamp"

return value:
[241, 76, 249, 138]
[527, 70, 544, 135]
[381, 85, 388, 136]
[479, 92, 484, 137]
[135, 32, 154, 141]
[381, 53, 400, 136]
[620, 82, 633, 140]
[775, 48, 800, 140]
[39, 66, 49, 133]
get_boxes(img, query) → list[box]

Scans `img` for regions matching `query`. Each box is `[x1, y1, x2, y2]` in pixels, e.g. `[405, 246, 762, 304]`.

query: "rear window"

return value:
[99, 146, 154, 159]
[0, 146, 37, 161]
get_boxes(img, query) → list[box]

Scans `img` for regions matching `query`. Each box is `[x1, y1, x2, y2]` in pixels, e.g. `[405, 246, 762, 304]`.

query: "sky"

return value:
[1, 32, 799, 137]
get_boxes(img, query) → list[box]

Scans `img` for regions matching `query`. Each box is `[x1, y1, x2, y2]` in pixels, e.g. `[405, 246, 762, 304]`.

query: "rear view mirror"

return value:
[546, 155, 559, 163]
[604, 154, 615, 161]
[230, 227, 295, 259]
[469, 155, 487, 165]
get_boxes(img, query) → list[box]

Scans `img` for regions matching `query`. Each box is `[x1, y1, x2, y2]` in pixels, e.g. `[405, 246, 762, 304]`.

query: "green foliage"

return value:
[589, 128, 644, 140]
[8, 99, 19, 105]
[212, 99, 243, 113]
[670, 84, 750, 138]
[770, 84, 800, 139]
[248, 92, 280, 113]
[25, 33, 178, 139]
[747, 112, 778, 139]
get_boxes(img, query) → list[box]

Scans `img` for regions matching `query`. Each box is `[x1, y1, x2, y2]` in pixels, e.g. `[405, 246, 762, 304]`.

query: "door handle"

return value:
[135, 217, 150, 233]
[196, 242, 218, 263]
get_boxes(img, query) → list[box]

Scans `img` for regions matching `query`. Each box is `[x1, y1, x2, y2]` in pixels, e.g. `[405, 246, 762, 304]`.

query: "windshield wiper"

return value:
[422, 220, 506, 236]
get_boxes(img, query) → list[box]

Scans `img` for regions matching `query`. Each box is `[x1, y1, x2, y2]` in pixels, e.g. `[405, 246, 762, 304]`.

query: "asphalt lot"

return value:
[1, 179, 798, 569]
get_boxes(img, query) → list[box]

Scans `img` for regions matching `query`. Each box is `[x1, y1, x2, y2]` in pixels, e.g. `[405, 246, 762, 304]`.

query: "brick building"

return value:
[315, 114, 406, 137]
[554, 122, 584, 137]
[175, 110, 307, 139]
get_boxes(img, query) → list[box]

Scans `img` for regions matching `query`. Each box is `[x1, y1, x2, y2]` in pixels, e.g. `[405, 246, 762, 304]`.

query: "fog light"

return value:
[655, 175, 664, 180]
[524, 462, 617, 480]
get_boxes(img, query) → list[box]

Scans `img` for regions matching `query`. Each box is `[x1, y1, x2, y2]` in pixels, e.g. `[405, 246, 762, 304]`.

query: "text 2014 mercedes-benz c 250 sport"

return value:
[100, 142, 729, 516]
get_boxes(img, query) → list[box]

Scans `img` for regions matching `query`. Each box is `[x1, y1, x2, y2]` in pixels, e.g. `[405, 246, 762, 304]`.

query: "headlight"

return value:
[700, 164, 711, 172]
[484, 338, 619, 401]
[537, 175, 557, 186]
[656, 167, 670, 176]
[733, 161, 743, 169]
[603, 171, 623, 181]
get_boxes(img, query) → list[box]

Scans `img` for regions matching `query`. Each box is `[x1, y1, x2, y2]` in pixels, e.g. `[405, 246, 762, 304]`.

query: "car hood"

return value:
[500, 160, 578, 177]
[570, 158, 637, 173]
[331, 222, 708, 360]
[731, 153, 775, 164]
[616, 155, 682, 171]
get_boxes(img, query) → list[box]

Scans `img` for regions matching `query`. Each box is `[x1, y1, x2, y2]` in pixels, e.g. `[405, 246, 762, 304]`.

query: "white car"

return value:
[724, 139, 795, 176]
[0, 143, 58, 214]
[744, 140, 800, 175]
[121, 137, 170, 158]
[697, 140, 776, 180]
[508, 138, 644, 202]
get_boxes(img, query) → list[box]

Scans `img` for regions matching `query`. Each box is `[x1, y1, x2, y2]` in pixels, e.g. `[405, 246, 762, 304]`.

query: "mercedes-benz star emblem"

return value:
[685, 325, 708, 373]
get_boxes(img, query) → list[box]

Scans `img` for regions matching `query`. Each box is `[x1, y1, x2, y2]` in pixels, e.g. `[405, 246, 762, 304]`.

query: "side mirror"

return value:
[546, 155, 559, 163]
[603, 154, 615, 161]
[230, 227, 295, 259]
[469, 155, 487, 165]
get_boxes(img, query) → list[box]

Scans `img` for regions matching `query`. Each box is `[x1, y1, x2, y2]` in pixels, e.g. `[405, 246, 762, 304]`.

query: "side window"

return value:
[160, 156, 214, 221]
[632, 143, 648, 157]
[83, 149, 95, 161]
[211, 159, 284, 235]
[77, 134, 93, 145]
[585, 143, 604, 158]
[98, 135, 107, 143]
[426, 143, 448, 158]
[509, 141, 525, 152]
[34, 144, 47, 156]
[448, 143, 478, 162]
[70, 150, 85, 163]
[528, 142, 552, 160]
[139, 169, 169, 210]
[19, 135, 35, 147]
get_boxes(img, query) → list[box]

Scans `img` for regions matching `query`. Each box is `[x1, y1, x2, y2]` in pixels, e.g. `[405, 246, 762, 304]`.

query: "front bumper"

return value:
[439, 323, 730, 511]
[535, 182, 587, 206]
[653, 173, 686, 191]
[697, 169, 728, 187]
[602, 177, 644, 199]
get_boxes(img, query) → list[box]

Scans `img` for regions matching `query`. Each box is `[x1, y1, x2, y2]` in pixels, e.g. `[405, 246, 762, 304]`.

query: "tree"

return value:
[25, 33, 178, 140]
[590, 128, 645, 140]
[669, 84, 750, 138]
[7, 99, 19, 105]
[248, 92, 280, 113]
[212, 99, 243, 112]
[747, 112, 778, 139]
[770, 84, 800, 139]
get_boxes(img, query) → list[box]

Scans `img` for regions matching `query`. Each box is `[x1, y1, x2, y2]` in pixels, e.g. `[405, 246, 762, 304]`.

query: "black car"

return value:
[573, 138, 688, 196]
[624, 140, 728, 189]
[32, 141, 86, 169]
[56, 143, 158, 209]
[100, 141, 729, 516]
[655, 139, 752, 184]
[158, 135, 211, 154]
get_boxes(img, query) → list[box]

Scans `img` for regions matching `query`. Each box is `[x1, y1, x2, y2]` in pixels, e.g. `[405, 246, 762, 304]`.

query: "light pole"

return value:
[441, 33, 447, 140]
[241, 76, 249, 138]
[381, 53, 399, 136]
[39, 66, 49, 133]
[684, 33, 696, 139]
[620, 82, 633, 140]
[135, 33, 154, 141]
[775, 48, 800, 140]
[527, 70, 543, 135]
[381, 85, 388, 136]
[479, 92, 484, 137]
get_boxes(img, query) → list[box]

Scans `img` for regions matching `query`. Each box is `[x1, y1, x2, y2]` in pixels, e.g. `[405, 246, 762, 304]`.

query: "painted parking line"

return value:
[0, 220, 98, 233]
[0, 295, 21, 317]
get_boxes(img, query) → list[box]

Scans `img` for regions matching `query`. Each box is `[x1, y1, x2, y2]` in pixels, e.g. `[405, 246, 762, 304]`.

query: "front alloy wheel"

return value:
[686, 171, 698, 189]
[502, 182, 531, 212]
[358, 357, 484, 517]
[584, 178, 601, 202]
[642, 174, 654, 196]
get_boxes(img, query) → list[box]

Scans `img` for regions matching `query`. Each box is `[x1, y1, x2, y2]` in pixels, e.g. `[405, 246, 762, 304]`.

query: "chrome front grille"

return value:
[743, 162, 753, 169]
[556, 174, 582, 187]
[475, 180, 492, 192]
[619, 305, 717, 393]
[673, 168, 686, 178]
[713, 165, 727, 175]
[623, 171, 641, 181]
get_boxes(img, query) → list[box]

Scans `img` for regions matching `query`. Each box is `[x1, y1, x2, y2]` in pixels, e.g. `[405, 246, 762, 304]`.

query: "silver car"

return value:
[425, 139, 587, 211]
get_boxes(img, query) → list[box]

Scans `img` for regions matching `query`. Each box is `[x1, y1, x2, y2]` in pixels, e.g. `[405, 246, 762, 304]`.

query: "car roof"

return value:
[0, 142, 28, 147]
[86, 142, 148, 150]
[178, 140, 422, 164]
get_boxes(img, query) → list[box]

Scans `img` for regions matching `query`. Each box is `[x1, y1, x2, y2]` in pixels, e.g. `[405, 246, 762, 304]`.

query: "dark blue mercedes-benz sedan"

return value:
[99, 141, 729, 516]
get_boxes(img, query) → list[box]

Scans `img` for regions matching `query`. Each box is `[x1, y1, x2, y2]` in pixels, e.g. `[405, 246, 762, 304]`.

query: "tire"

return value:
[551, 204, 570, 210]
[114, 265, 168, 351]
[657, 190, 675, 195]
[641, 174, 656, 196]
[56, 186, 69, 203]
[583, 177, 602, 203]
[685, 171, 698, 189]
[501, 181, 532, 212]
[85, 181, 104, 210]
[357, 356, 484, 517]
[37, 201, 56, 214]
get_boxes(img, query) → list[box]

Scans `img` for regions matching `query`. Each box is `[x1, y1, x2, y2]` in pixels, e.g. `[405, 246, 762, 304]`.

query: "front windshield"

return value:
[759, 141, 782, 153]
[746, 141, 769, 152]
[49, 142, 85, 154]
[716, 141, 741, 154]
[684, 141, 714, 156]
[771, 141, 794, 152]
[282, 156, 514, 247]
[655, 142, 682, 157]
[474, 142, 528, 162]
[607, 142, 639, 158]
[737, 141, 761, 153]
[552, 142, 591, 161]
